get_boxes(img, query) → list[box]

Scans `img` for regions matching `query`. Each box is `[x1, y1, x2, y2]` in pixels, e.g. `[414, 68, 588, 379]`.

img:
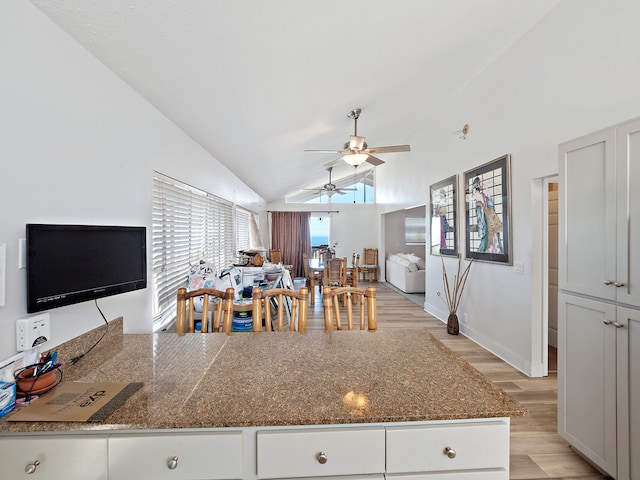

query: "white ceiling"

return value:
[30, 0, 560, 203]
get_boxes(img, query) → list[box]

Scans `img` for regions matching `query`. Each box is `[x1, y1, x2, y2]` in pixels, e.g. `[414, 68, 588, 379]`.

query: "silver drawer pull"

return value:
[603, 280, 613, 285]
[167, 456, 179, 470]
[25, 460, 40, 474]
[444, 446, 457, 459]
[317, 451, 328, 464]
[614, 282, 626, 287]
[603, 319, 613, 325]
[614, 322, 624, 329]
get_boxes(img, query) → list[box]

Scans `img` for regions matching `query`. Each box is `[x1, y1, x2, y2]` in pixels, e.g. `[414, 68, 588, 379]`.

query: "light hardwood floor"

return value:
[305, 281, 612, 480]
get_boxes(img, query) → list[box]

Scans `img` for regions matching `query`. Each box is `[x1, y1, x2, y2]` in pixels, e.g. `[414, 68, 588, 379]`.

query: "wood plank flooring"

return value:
[305, 281, 612, 480]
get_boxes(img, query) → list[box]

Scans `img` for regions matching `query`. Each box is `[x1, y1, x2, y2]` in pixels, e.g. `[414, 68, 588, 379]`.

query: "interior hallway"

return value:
[307, 281, 610, 480]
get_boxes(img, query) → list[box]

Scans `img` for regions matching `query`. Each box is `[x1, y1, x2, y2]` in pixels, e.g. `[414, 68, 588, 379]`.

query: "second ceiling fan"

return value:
[305, 108, 411, 167]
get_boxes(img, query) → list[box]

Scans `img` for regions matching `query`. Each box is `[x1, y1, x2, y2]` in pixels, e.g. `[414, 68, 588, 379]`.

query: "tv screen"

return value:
[27, 224, 147, 313]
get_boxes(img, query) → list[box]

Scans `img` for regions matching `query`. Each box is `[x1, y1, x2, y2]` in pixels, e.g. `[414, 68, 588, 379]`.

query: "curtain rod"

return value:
[267, 210, 339, 213]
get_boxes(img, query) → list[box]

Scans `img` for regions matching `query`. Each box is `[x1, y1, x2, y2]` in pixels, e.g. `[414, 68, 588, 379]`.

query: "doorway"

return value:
[531, 176, 558, 377]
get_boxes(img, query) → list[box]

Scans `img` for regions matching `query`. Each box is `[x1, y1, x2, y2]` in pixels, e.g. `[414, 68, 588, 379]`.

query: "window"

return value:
[286, 169, 375, 204]
[235, 207, 252, 253]
[309, 215, 330, 247]
[152, 174, 234, 331]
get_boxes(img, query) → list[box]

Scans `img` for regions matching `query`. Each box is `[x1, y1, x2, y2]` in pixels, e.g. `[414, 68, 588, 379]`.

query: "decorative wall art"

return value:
[464, 154, 512, 264]
[429, 175, 458, 256]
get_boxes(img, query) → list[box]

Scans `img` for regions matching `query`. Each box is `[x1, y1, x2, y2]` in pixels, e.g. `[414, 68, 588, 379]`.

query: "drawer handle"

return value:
[603, 280, 613, 285]
[614, 282, 626, 287]
[167, 456, 179, 470]
[25, 460, 40, 474]
[317, 451, 328, 464]
[444, 446, 457, 459]
[614, 322, 624, 329]
[603, 319, 613, 325]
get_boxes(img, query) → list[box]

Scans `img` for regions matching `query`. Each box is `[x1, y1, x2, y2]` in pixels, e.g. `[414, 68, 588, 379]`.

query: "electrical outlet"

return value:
[514, 261, 524, 274]
[463, 312, 468, 324]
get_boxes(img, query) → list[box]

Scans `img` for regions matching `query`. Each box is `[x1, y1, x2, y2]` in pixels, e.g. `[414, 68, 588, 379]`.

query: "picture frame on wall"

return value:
[429, 175, 458, 256]
[463, 154, 512, 264]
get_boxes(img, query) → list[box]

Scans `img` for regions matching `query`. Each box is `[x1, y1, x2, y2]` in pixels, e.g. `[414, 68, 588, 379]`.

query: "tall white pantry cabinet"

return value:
[558, 117, 640, 480]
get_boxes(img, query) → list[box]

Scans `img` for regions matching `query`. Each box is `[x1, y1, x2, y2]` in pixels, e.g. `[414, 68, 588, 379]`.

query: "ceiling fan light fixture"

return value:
[343, 153, 369, 166]
[348, 135, 366, 150]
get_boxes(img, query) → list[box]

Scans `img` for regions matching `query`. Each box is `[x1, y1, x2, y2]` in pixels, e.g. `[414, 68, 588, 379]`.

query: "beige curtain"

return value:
[271, 211, 311, 277]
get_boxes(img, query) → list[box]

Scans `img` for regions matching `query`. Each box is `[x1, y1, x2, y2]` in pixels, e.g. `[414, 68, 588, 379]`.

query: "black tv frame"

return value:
[26, 224, 147, 313]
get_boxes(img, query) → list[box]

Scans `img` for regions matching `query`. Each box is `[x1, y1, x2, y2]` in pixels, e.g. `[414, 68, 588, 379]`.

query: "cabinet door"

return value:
[0, 436, 107, 480]
[256, 427, 385, 479]
[558, 294, 617, 477]
[616, 306, 640, 480]
[616, 119, 640, 308]
[558, 128, 616, 299]
[108, 432, 243, 480]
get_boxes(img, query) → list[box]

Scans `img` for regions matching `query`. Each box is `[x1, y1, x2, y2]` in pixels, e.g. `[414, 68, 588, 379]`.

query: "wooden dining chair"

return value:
[269, 248, 282, 264]
[176, 287, 235, 335]
[252, 287, 309, 332]
[360, 248, 378, 282]
[323, 257, 346, 287]
[322, 286, 377, 331]
[345, 253, 359, 288]
[303, 253, 323, 304]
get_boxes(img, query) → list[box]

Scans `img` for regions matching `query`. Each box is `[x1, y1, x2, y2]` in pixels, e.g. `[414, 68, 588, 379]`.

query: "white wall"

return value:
[0, 1, 265, 360]
[265, 200, 378, 262]
[376, 0, 640, 375]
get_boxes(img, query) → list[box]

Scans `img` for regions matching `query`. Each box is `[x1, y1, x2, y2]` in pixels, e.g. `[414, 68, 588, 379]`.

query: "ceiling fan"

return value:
[305, 166, 357, 197]
[305, 108, 411, 167]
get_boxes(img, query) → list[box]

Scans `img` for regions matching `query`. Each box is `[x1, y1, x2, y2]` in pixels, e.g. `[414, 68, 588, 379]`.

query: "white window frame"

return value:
[152, 173, 234, 331]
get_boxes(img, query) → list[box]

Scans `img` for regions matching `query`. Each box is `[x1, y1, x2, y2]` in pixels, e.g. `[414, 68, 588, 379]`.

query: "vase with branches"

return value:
[437, 254, 473, 335]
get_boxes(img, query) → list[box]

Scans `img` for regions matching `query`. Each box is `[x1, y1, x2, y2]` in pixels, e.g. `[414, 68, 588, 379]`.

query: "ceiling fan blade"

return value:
[323, 157, 344, 167]
[365, 155, 385, 166]
[305, 149, 343, 154]
[363, 144, 411, 154]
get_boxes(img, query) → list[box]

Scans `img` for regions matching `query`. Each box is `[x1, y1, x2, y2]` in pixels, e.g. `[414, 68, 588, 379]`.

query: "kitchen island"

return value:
[0, 318, 526, 479]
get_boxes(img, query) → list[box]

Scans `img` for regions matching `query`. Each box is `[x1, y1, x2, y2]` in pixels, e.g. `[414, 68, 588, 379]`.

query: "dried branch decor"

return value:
[438, 254, 473, 335]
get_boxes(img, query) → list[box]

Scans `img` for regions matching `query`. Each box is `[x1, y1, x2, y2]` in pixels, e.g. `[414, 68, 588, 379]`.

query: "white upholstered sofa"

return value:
[385, 253, 426, 293]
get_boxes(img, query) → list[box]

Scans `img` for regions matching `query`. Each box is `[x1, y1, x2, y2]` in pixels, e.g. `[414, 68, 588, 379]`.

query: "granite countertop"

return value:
[0, 318, 526, 434]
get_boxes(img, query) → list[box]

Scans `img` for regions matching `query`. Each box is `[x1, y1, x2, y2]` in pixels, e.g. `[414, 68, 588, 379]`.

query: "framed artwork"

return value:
[429, 175, 458, 256]
[464, 154, 512, 264]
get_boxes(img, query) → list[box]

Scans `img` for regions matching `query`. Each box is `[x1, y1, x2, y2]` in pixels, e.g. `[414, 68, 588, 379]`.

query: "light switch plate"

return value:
[514, 261, 524, 274]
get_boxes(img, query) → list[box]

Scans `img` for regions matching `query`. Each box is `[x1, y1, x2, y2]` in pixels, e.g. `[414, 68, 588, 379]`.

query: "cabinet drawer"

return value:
[0, 436, 107, 480]
[108, 431, 243, 480]
[257, 427, 385, 479]
[386, 471, 506, 479]
[386, 419, 509, 474]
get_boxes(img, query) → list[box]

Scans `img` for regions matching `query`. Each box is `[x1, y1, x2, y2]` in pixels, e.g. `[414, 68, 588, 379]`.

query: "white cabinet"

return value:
[559, 117, 640, 307]
[256, 427, 385, 479]
[386, 419, 509, 479]
[557, 293, 617, 476]
[558, 294, 639, 480]
[559, 116, 640, 480]
[108, 431, 243, 480]
[616, 306, 640, 480]
[0, 436, 108, 480]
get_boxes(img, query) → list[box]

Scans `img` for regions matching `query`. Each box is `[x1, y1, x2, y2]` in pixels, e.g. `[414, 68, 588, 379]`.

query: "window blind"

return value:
[235, 207, 251, 253]
[152, 174, 233, 330]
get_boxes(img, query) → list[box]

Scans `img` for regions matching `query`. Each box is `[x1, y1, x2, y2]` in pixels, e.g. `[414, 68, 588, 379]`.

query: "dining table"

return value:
[307, 257, 358, 304]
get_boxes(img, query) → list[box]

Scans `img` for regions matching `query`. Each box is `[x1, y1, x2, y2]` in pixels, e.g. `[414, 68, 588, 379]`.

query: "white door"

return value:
[616, 118, 640, 308]
[558, 128, 616, 300]
[617, 306, 640, 480]
[558, 293, 617, 477]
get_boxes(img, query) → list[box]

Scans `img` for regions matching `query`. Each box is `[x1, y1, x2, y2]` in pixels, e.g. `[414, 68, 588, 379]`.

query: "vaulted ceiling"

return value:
[31, 0, 560, 203]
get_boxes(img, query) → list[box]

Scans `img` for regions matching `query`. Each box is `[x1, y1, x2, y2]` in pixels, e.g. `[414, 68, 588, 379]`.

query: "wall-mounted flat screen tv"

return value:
[27, 224, 147, 313]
